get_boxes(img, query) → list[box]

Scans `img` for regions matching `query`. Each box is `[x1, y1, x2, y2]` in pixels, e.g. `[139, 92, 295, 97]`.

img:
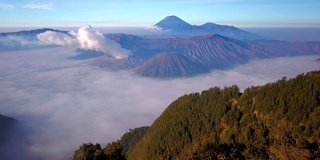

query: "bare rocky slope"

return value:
[1, 17, 320, 78]
[134, 52, 208, 78]
[101, 33, 320, 78]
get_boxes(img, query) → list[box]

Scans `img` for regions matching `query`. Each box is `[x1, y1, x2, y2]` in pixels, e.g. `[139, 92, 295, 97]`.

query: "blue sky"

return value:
[1, 0, 320, 27]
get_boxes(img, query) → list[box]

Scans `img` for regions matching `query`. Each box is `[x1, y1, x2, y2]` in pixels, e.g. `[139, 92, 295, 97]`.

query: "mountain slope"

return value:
[103, 33, 320, 78]
[2, 29, 320, 78]
[128, 70, 320, 159]
[0, 28, 68, 39]
[0, 114, 15, 143]
[0, 28, 69, 51]
[158, 34, 270, 67]
[201, 22, 264, 40]
[153, 15, 264, 40]
[134, 52, 208, 78]
[119, 126, 150, 157]
[106, 33, 166, 58]
[155, 15, 193, 30]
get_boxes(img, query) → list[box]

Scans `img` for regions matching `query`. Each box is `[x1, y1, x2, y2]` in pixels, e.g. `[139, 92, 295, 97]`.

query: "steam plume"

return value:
[37, 31, 76, 47]
[37, 25, 132, 59]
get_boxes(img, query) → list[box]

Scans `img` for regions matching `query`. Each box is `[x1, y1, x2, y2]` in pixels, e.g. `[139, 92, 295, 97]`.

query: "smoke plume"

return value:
[37, 25, 132, 59]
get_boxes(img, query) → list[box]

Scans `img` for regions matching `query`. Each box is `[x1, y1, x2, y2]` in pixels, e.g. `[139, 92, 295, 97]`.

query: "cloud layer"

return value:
[0, 46, 319, 159]
[145, 25, 166, 33]
[37, 31, 76, 47]
[23, 2, 54, 10]
[0, 35, 42, 51]
[37, 25, 132, 59]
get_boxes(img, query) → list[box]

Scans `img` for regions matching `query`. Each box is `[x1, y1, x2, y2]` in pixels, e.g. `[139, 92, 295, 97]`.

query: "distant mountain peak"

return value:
[155, 15, 192, 30]
[0, 28, 68, 37]
[202, 22, 218, 26]
[201, 22, 235, 28]
[152, 15, 264, 40]
[161, 15, 184, 22]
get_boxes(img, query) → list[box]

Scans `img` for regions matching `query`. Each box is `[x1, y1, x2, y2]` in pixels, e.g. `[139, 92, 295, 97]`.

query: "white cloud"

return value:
[37, 31, 77, 47]
[37, 25, 132, 59]
[0, 35, 43, 50]
[145, 25, 165, 33]
[23, 2, 54, 10]
[0, 46, 319, 159]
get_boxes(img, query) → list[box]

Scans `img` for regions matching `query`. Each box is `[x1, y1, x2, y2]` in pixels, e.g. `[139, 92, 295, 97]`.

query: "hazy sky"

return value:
[1, 0, 320, 27]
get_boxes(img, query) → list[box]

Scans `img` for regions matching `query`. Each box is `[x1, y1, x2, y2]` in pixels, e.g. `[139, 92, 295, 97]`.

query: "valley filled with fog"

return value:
[1, 18, 320, 160]
[0, 45, 319, 159]
[1, 0, 320, 159]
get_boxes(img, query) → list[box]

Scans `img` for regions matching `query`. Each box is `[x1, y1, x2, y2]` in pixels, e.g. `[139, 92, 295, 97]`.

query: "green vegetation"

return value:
[71, 141, 126, 160]
[71, 126, 149, 160]
[129, 70, 320, 160]
[71, 143, 105, 160]
[105, 141, 126, 160]
[119, 126, 149, 157]
[72, 70, 320, 160]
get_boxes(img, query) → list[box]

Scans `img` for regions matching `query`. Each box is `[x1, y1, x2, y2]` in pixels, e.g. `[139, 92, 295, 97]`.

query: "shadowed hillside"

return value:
[0, 114, 15, 143]
[72, 70, 320, 160]
[128, 70, 320, 159]
[0, 114, 17, 159]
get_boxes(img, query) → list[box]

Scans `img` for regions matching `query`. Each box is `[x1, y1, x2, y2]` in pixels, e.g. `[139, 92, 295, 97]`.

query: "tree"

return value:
[105, 141, 126, 160]
[119, 126, 149, 156]
[71, 143, 105, 160]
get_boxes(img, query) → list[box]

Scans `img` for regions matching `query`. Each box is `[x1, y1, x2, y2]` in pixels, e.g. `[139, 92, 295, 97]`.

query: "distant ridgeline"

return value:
[2, 16, 320, 78]
[71, 70, 320, 160]
[0, 114, 15, 143]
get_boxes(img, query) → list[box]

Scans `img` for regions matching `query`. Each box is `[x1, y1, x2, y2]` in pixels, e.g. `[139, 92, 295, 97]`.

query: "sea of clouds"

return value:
[0, 27, 319, 160]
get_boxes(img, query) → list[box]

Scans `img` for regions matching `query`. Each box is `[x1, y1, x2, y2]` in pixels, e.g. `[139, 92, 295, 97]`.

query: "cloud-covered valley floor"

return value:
[0, 47, 319, 159]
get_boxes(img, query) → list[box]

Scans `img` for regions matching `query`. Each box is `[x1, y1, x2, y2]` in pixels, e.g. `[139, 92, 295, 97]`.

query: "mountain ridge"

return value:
[0, 114, 15, 143]
[0, 28, 68, 38]
[128, 70, 320, 160]
[103, 33, 320, 78]
[1, 27, 320, 78]
[153, 15, 264, 40]
[155, 15, 193, 30]
[134, 52, 208, 78]
[71, 70, 320, 160]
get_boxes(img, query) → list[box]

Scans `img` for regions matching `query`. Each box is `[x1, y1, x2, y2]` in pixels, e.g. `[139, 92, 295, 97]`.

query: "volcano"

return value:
[153, 15, 264, 40]
[135, 52, 208, 78]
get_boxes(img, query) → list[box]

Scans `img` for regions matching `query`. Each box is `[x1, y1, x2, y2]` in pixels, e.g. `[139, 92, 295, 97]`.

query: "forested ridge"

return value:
[72, 70, 320, 160]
